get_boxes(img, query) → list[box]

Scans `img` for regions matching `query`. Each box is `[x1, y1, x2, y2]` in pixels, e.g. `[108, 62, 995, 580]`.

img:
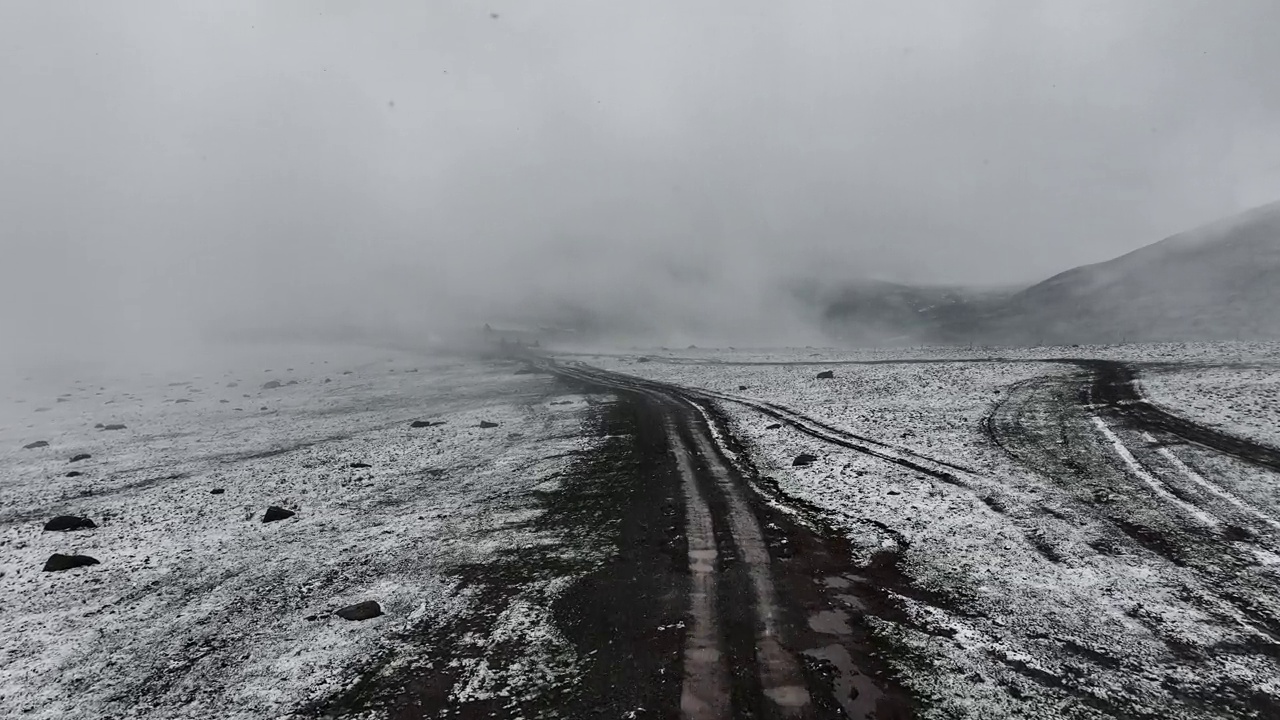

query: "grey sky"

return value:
[3, 1, 1280, 358]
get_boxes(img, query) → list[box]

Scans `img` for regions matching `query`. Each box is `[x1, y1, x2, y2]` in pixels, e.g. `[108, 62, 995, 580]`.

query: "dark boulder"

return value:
[816, 370, 835, 379]
[766, 423, 782, 430]
[23, 441, 49, 449]
[102, 424, 126, 431]
[210, 488, 225, 495]
[44, 515, 97, 531]
[738, 385, 748, 391]
[70, 454, 91, 462]
[65, 471, 83, 478]
[94, 423, 104, 429]
[478, 420, 499, 428]
[43, 554, 100, 572]
[409, 420, 433, 428]
[262, 380, 282, 389]
[350, 462, 372, 469]
[792, 453, 819, 467]
[262, 506, 295, 523]
[175, 398, 193, 403]
[336, 600, 383, 621]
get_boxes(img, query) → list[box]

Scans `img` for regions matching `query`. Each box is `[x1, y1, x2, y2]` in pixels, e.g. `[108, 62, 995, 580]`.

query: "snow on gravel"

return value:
[0, 344, 597, 719]
[1142, 362, 1280, 450]
[584, 344, 1280, 718]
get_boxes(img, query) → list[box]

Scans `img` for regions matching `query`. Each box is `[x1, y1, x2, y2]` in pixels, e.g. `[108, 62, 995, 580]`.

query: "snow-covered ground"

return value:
[584, 344, 1280, 718]
[0, 344, 598, 719]
[1142, 362, 1280, 450]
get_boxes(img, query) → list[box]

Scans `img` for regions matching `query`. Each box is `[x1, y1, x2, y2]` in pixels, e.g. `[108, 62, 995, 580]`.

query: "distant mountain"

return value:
[816, 200, 1280, 346]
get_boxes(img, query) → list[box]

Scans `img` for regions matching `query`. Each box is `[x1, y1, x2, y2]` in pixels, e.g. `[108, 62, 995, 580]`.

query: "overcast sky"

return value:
[3, 0, 1280, 358]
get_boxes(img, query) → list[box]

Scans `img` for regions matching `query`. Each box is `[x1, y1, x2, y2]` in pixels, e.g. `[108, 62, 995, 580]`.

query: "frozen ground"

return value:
[0, 344, 599, 719]
[1142, 362, 1280, 451]
[583, 343, 1280, 719]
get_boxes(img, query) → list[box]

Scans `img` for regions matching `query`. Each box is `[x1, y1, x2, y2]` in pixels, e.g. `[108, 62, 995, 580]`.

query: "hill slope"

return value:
[990, 200, 1280, 344]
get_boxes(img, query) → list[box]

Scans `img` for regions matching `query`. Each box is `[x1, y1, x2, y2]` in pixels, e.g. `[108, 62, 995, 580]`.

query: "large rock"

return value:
[478, 420, 499, 428]
[816, 370, 835, 379]
[336, 600, 383, 621]
[262, 506, 295, 523]
[102, 424, 126, 431]
[23, 441, 49, 449]
[43, 554, 99, 572]
[44, 515, 96, 531]
[409, 420, 433, 428]
[69, 454, 91, 462]
[262, 380, 282, 389]
[792, 453, 819, 467]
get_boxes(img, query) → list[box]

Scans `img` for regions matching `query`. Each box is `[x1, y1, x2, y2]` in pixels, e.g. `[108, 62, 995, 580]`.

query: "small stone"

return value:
[210, 488, 225, 495]
[44, 515, 97, 531]
[69, 453, 91, 462]
[43, 554, 100, 572]
[65, 471, 83, 478]
[350, 462, 372, 469]
[94, 423, 104, 429]
[262, 380, 282, 389]
[262, 506, 295, 523]
[336, 600, 383, 621]
[175, 398, 193, 403]
[478, 421, 499, 428]
[102, 424, 126, 431]
[409, 420, 433, 428]
[766, 423, 782, 430]
[792, 453, 819, 467]
[816, 370, 835, 379]
[23, 441, 49, 449]
[738, 385, 748, 391]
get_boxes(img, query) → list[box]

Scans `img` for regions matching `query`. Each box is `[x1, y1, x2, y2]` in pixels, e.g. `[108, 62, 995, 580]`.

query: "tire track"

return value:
[540, 359, 913, 719]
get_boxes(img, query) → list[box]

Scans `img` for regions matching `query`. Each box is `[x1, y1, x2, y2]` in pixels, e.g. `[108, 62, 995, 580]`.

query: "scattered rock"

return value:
[69, 454, 91, 462]
[23, 441, 49, 449]
[305, 614, 319, 622]
[342, 371, 353, 375]
[210, 488, 225, 495]
[766, 423, 782, 430]
[323, 378, 331, 383]
[262, 380, 282, 389]
[262, 506, 295, 523]
[336, 600, 383, 621]
[792, 453, 819, 467]
[175, 398, 193, 403]
[56, 397, 69, 403]
[102, 424, 126, 431]
[478, 420, 499, 428]
[636, 357, 652, 363]
[65, 471, 83, 478]
[44, 515, 97, 531]
[350, 462, 372, 469]
[409, 420, 434, 428]
[738, 385, 748, 391]
[226, 382, 239, 388]
[816, 370, 835, 379]
[286, 380, 299, 386]
[94, 423, 104, 429]
[43, 554, 100, 572]
[219, 399, 229, 403]
[259, 406, 268, 411]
